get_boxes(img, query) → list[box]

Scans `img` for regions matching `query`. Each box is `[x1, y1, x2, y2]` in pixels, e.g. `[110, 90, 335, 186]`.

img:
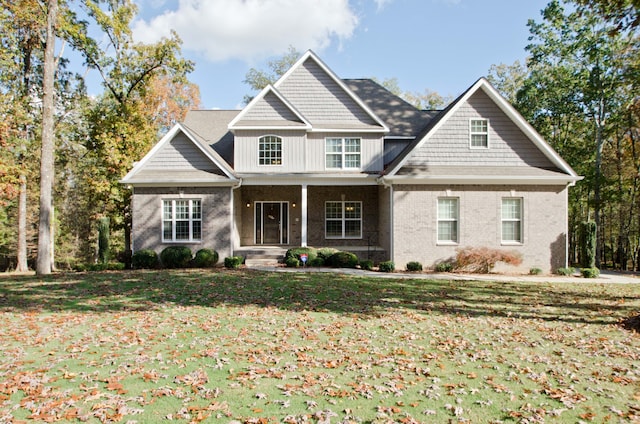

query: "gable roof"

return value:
[120, 123, 238, 186]
[383, 78, 581, 184]
[273, 50, 389, 133]
[228, 84, 312, 131]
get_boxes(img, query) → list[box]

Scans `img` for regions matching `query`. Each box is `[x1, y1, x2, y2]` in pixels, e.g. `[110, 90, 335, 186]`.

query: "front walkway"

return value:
[246, 265, 640, 284]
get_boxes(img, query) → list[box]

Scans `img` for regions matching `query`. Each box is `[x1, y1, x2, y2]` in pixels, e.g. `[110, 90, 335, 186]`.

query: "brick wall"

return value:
[132, 186, 233, 258]
[392, 184, 568, 273]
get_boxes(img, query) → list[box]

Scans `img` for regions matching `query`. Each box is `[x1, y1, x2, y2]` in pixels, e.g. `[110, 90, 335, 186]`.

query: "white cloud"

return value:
[132, 0, 359, 62]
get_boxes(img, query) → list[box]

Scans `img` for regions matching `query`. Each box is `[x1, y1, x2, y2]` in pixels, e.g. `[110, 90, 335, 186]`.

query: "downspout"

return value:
[377, 176, 393, 262]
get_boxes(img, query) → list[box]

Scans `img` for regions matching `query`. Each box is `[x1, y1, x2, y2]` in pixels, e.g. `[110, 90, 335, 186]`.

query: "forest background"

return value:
[0, 0, 638, 273]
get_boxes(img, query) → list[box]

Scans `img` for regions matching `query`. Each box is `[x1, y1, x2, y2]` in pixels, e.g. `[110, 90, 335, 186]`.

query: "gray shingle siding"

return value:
[277, 58, 379, 126]
[146, 133, 218, 172]
[405, 91, 556, 169]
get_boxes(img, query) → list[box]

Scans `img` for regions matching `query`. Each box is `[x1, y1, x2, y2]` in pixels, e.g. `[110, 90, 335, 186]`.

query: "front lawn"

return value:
[0, 269, 638, 423]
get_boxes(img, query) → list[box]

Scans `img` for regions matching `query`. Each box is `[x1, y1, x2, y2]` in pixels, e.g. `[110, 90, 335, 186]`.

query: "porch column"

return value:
[301, 184, 308, 247]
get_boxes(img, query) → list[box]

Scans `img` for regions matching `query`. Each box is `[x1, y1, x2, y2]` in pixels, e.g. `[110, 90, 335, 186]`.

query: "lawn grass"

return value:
[0, 269, 638, 423]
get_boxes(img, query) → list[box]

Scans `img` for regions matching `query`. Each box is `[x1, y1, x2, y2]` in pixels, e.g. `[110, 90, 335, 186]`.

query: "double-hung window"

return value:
[470, 119, 489, 148]
[501, 198, 523, 243]
[325, 138, 361, 169]
[325, 201, 362, 238]
[437, 198, 459, 243]
[259, 135, 282, 165]
[162, 199, 202, 242]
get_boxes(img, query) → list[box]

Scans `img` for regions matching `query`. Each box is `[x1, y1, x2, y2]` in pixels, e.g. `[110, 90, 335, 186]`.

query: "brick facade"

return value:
[132, 186, 233, 259]
[391, 184, 568, 272]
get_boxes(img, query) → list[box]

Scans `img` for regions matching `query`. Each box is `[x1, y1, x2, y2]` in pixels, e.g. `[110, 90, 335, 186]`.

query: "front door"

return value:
[255, 202, 289, 245]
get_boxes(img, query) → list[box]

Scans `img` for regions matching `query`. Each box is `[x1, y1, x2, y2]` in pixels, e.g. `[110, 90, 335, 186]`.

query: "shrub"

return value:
[285, 257, 300, 268]
[97, 217, 110, 264]
[309, 257, 325, 267]
[579, 221, 597, 268]
[160, 246, 193, 268]
[529, 267, 543, 275]
[378, 261, 395, 272]
[326, 251, 359, 268]
[434, 261, 454, 272]
[406, 261, 423, 272]
[193, 248, 219, 268]
[581, 267, 600, 278]
[555, 267, 575, 276]
[455, 246, 522, 273]
[76, 262, 125, 272]
[132, 249, 159, 269]
[317, 247, 339, 260]
[224, 256, 244, 269]
[359, 259, 374, 271]
[285, 247, 318, 264]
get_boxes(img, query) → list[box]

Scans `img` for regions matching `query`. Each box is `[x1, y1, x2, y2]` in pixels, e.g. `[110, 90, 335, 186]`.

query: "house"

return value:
[121, 50, 581, 272]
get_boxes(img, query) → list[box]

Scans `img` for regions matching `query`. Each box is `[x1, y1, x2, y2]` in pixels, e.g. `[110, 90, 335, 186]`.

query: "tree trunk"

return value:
[15, 174, 28, 272]
[36, 0, 57, 275]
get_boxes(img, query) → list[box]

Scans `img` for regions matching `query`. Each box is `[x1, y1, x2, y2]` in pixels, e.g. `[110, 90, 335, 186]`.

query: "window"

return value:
[325, 201, 362, 238]
[259, 135, 282, 165]
[502, 198, 522, 243]
[325, 138, 361, 169]
[162, 199, 202, 242]
[470, 119, 489, 148]
[437, 198, 459, 243]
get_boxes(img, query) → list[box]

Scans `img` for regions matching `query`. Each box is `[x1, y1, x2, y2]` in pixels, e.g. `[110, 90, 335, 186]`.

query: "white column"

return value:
[301, 184, 308, 247]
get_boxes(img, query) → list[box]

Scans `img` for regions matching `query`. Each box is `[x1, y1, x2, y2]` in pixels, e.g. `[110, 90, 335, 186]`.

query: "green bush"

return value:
[76, 262, 125, 272]
[359, 259, 374, 271]
[285, 257, 300, 268]
[317, 247, 339, 260]
[309, 257, 325, 267]
[326, 251, 359, 268]
[529, 267, 543, 275]
[378, 261, 395, 272]
[132, 249, 159, 269]
[555, 267, 575, 276]
[406, 261, 423, 272]
[193, 248, 219, 268]
[581, 267, 600, 278]
[579, 221, 597, 268]
[160, 246, 193, 268]
[434, 261, 454, 272]
[224, 256, 244, 269]
[285, 247, 318, 264]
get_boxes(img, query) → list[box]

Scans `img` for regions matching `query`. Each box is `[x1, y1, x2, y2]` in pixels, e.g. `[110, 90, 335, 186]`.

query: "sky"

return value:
[107, 0, 552, 110]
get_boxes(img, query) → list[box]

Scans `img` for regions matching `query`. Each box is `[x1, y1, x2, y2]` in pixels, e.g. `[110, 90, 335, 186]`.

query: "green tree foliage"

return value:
[243, 46, 300, 104]
[518, 0, 637, 267]
[67, 0, 194, 264]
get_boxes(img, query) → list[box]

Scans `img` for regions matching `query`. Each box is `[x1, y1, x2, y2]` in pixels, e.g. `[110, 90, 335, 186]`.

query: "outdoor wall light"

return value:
[246, 202, 251, 208]
[292, 202, 296, 208]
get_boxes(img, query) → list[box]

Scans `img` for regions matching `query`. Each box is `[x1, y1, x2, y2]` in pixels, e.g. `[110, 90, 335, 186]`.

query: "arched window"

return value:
[259, 135, 282, 165]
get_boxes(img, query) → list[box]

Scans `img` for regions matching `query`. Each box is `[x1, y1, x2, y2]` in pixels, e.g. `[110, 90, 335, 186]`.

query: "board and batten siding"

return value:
[234, 131, 385, 173]
[234, 130, 307, 173]
[405, 90, 555, 169]
[306, 132, 384, 172]
[277, 58, 378, 126]
[146, 133, 217, 171]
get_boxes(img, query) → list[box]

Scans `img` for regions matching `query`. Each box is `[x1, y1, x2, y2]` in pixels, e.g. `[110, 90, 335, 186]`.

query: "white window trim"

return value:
[325, 200, 363, 239]
[469, 118, 489, 149]
[324, 137, 361, 170]
[162, 199, 202, 243]
[437, 197, 459, 245]
[258, 135, 283, 166]
[501, 197, 523, 245]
